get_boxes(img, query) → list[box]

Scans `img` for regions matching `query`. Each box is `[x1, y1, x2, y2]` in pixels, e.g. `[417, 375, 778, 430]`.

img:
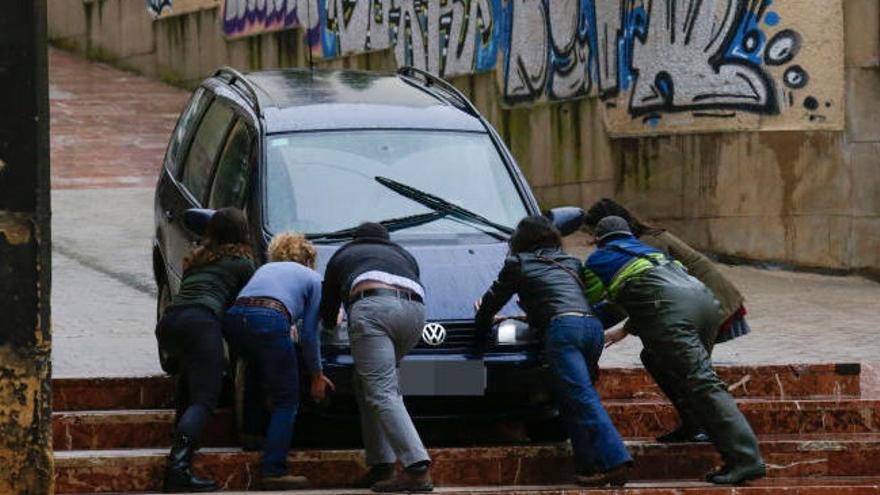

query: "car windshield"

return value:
[265, 130, 529, 238]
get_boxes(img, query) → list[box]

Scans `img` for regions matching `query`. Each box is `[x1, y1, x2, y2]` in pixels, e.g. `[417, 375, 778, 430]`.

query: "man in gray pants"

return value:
[320, 223, 432, 493]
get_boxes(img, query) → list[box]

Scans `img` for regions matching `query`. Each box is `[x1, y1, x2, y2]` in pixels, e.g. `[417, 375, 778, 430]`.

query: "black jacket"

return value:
[319, 236, 422, 328]
[475, 248, 592, 332]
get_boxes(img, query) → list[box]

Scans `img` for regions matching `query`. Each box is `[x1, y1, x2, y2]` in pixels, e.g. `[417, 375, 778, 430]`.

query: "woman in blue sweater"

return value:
[224, 232, 334, 490]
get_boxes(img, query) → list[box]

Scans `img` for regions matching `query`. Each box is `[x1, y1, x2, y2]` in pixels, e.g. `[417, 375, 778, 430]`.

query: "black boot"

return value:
[163, 434, 219, 493]
[709, 462, 766, 485]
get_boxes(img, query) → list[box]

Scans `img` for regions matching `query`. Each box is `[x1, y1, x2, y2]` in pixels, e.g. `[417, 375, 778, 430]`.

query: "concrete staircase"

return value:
[53, 364, 880, 493]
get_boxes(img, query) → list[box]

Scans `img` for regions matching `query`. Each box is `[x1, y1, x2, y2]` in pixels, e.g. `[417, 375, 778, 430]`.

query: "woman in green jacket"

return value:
[584, 198, 751, 443]
[155, 208, 256, 492]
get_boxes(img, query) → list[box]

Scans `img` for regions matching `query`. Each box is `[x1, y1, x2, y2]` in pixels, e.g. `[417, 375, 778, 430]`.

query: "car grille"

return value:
[412, 321, 477, 353]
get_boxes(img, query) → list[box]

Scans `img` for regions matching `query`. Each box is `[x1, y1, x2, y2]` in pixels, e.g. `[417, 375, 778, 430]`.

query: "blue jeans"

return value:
[224, 305, 299, 477]
[545, 315, 631, 473]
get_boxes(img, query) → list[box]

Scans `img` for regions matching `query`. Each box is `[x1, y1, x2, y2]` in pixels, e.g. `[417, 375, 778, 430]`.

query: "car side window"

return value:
[180, 99, 235, 203]
[166, 88, 210, 177]
[208, 119, 254, 209]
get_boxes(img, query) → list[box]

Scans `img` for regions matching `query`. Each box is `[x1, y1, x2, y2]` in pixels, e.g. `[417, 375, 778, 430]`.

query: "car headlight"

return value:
[491, 318, 539, 346]
[321, 320, 350, 348]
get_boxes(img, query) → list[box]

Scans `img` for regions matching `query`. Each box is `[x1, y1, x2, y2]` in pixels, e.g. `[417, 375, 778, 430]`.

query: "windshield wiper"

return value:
[374, 176, 514, 239]
[307, 211, 448, 242]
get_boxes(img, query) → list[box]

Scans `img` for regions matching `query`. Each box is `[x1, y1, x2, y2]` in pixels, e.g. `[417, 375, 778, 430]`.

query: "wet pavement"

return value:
[48, 48, 880, 378]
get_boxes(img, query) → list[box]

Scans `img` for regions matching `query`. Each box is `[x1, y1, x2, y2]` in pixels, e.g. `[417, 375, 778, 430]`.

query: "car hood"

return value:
[315, 241, 520, 321]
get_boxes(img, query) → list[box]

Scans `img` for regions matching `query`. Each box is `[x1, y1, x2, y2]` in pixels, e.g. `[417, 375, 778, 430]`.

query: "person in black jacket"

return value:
[319, 223, 432, 493]
[474, 216, 632, 487]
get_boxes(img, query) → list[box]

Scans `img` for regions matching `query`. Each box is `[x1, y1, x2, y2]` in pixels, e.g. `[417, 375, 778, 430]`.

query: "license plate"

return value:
[399, 359, 486, 396]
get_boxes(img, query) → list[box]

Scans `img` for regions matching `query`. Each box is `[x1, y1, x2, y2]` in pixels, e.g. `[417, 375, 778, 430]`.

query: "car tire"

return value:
[156, 279, 172, 322]
[154, 279, 180, 374]
[525, 417, 567, 443]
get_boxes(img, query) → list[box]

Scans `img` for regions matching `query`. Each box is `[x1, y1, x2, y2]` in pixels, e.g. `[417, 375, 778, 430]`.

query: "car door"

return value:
[155, 88, 211, 286]
[160, 96, 237, 292]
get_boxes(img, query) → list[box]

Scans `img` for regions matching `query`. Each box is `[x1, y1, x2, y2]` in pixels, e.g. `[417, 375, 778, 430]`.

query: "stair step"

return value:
[608, 398, 880, 438]
[52, 363, 862, 411]
[54, 443, 880, 494]
[52, 399, 880, 450]
[133, 479, 880, 495]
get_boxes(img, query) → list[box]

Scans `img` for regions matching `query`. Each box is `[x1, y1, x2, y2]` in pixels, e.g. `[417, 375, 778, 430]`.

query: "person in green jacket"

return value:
[585, 198, 751, 443]
[155, 208, 256, 493]
[583, 216, 765, 485]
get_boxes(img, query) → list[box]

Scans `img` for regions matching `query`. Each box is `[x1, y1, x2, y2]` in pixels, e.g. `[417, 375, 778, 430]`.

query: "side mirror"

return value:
[183, 208, 215, 236]
[546, 207, 585, 237]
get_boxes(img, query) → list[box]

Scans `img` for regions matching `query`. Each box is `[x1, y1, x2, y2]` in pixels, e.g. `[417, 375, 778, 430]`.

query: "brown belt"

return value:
[235, 297, 291, 322]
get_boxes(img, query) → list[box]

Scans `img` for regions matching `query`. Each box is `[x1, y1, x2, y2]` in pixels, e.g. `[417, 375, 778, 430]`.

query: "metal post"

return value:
[0, 0, 53, 493]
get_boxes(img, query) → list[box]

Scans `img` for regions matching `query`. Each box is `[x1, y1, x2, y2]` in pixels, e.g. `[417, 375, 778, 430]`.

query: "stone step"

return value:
[609, 398, 880, 438]
[52, 363, 863, 412]
[54, 440, 880, 493]
[52, 399, 880, 450]
[158, 479, 880, 495]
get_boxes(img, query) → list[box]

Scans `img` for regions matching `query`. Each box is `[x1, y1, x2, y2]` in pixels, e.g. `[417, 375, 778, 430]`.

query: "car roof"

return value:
[237, 69, 486, 134]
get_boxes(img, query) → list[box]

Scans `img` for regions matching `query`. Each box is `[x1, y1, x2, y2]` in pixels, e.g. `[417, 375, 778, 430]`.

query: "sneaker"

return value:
[259, 474, 309, 490]
[709, 463, 766, 485]
[371, 464, 433, 493]
[353, 463, 395, 489]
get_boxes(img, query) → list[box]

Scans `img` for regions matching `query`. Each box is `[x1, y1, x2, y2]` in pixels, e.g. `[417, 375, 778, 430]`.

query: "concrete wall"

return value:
[47, 0, 880, 275]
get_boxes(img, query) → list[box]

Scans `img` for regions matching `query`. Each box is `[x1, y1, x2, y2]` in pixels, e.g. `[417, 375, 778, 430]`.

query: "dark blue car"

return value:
[153, 66, 583, 437]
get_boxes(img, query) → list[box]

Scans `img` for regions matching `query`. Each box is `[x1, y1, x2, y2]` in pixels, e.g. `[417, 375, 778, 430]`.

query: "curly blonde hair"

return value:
[267, 232, 317, 268]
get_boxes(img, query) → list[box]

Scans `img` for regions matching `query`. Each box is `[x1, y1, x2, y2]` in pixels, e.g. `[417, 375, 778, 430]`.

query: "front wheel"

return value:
[155, 279, 178, 374]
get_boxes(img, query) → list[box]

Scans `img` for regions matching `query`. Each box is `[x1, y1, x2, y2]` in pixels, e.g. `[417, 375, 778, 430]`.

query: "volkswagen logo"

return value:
[421, 323, 447, 346]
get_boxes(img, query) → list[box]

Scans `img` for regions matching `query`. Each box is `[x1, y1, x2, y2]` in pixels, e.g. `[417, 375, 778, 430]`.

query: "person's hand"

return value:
[336, 309, 345, 326]
[290, 323, 300, 343]
[604, 326, 629, 348]
[473, 298, 482, 313]
[310, 373, 335, 402]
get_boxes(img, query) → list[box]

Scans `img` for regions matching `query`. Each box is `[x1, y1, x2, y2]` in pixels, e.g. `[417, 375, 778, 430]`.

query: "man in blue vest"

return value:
[583, 216, 765, 485]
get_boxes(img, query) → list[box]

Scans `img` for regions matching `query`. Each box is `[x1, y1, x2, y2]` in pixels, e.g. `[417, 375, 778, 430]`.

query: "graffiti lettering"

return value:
[626, 0, 778, 116]
[222, 0, 318, 38]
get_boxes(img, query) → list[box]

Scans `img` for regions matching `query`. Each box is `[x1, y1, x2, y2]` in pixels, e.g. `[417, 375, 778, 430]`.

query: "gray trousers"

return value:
[349, 296, 430, 467]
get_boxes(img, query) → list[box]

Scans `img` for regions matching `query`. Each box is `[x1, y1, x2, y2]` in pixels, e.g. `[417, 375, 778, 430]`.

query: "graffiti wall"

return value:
[189, 0, 843, 135]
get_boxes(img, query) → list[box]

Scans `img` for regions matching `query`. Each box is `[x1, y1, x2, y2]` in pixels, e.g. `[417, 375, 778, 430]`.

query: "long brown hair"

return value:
[183, 207, 253, 272]
[584, 198, 663, 238]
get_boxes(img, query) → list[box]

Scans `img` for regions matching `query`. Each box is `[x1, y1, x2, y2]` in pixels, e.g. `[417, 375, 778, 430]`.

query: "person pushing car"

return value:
[583, 216, 765, 485]
[319, 222, 432, 493]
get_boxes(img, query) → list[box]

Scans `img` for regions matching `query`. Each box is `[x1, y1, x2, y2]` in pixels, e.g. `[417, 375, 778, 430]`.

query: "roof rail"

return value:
[213, 66, 262, 117]
[397, 66, 479, 118]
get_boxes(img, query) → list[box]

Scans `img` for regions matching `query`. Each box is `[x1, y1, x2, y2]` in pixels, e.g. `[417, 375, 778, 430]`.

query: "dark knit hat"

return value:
[354, 222, 390, 240]
[595, 216, 633, 242]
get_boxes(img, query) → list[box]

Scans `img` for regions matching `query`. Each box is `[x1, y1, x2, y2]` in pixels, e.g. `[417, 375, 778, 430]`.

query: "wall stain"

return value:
[761, 132, 805, 259]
